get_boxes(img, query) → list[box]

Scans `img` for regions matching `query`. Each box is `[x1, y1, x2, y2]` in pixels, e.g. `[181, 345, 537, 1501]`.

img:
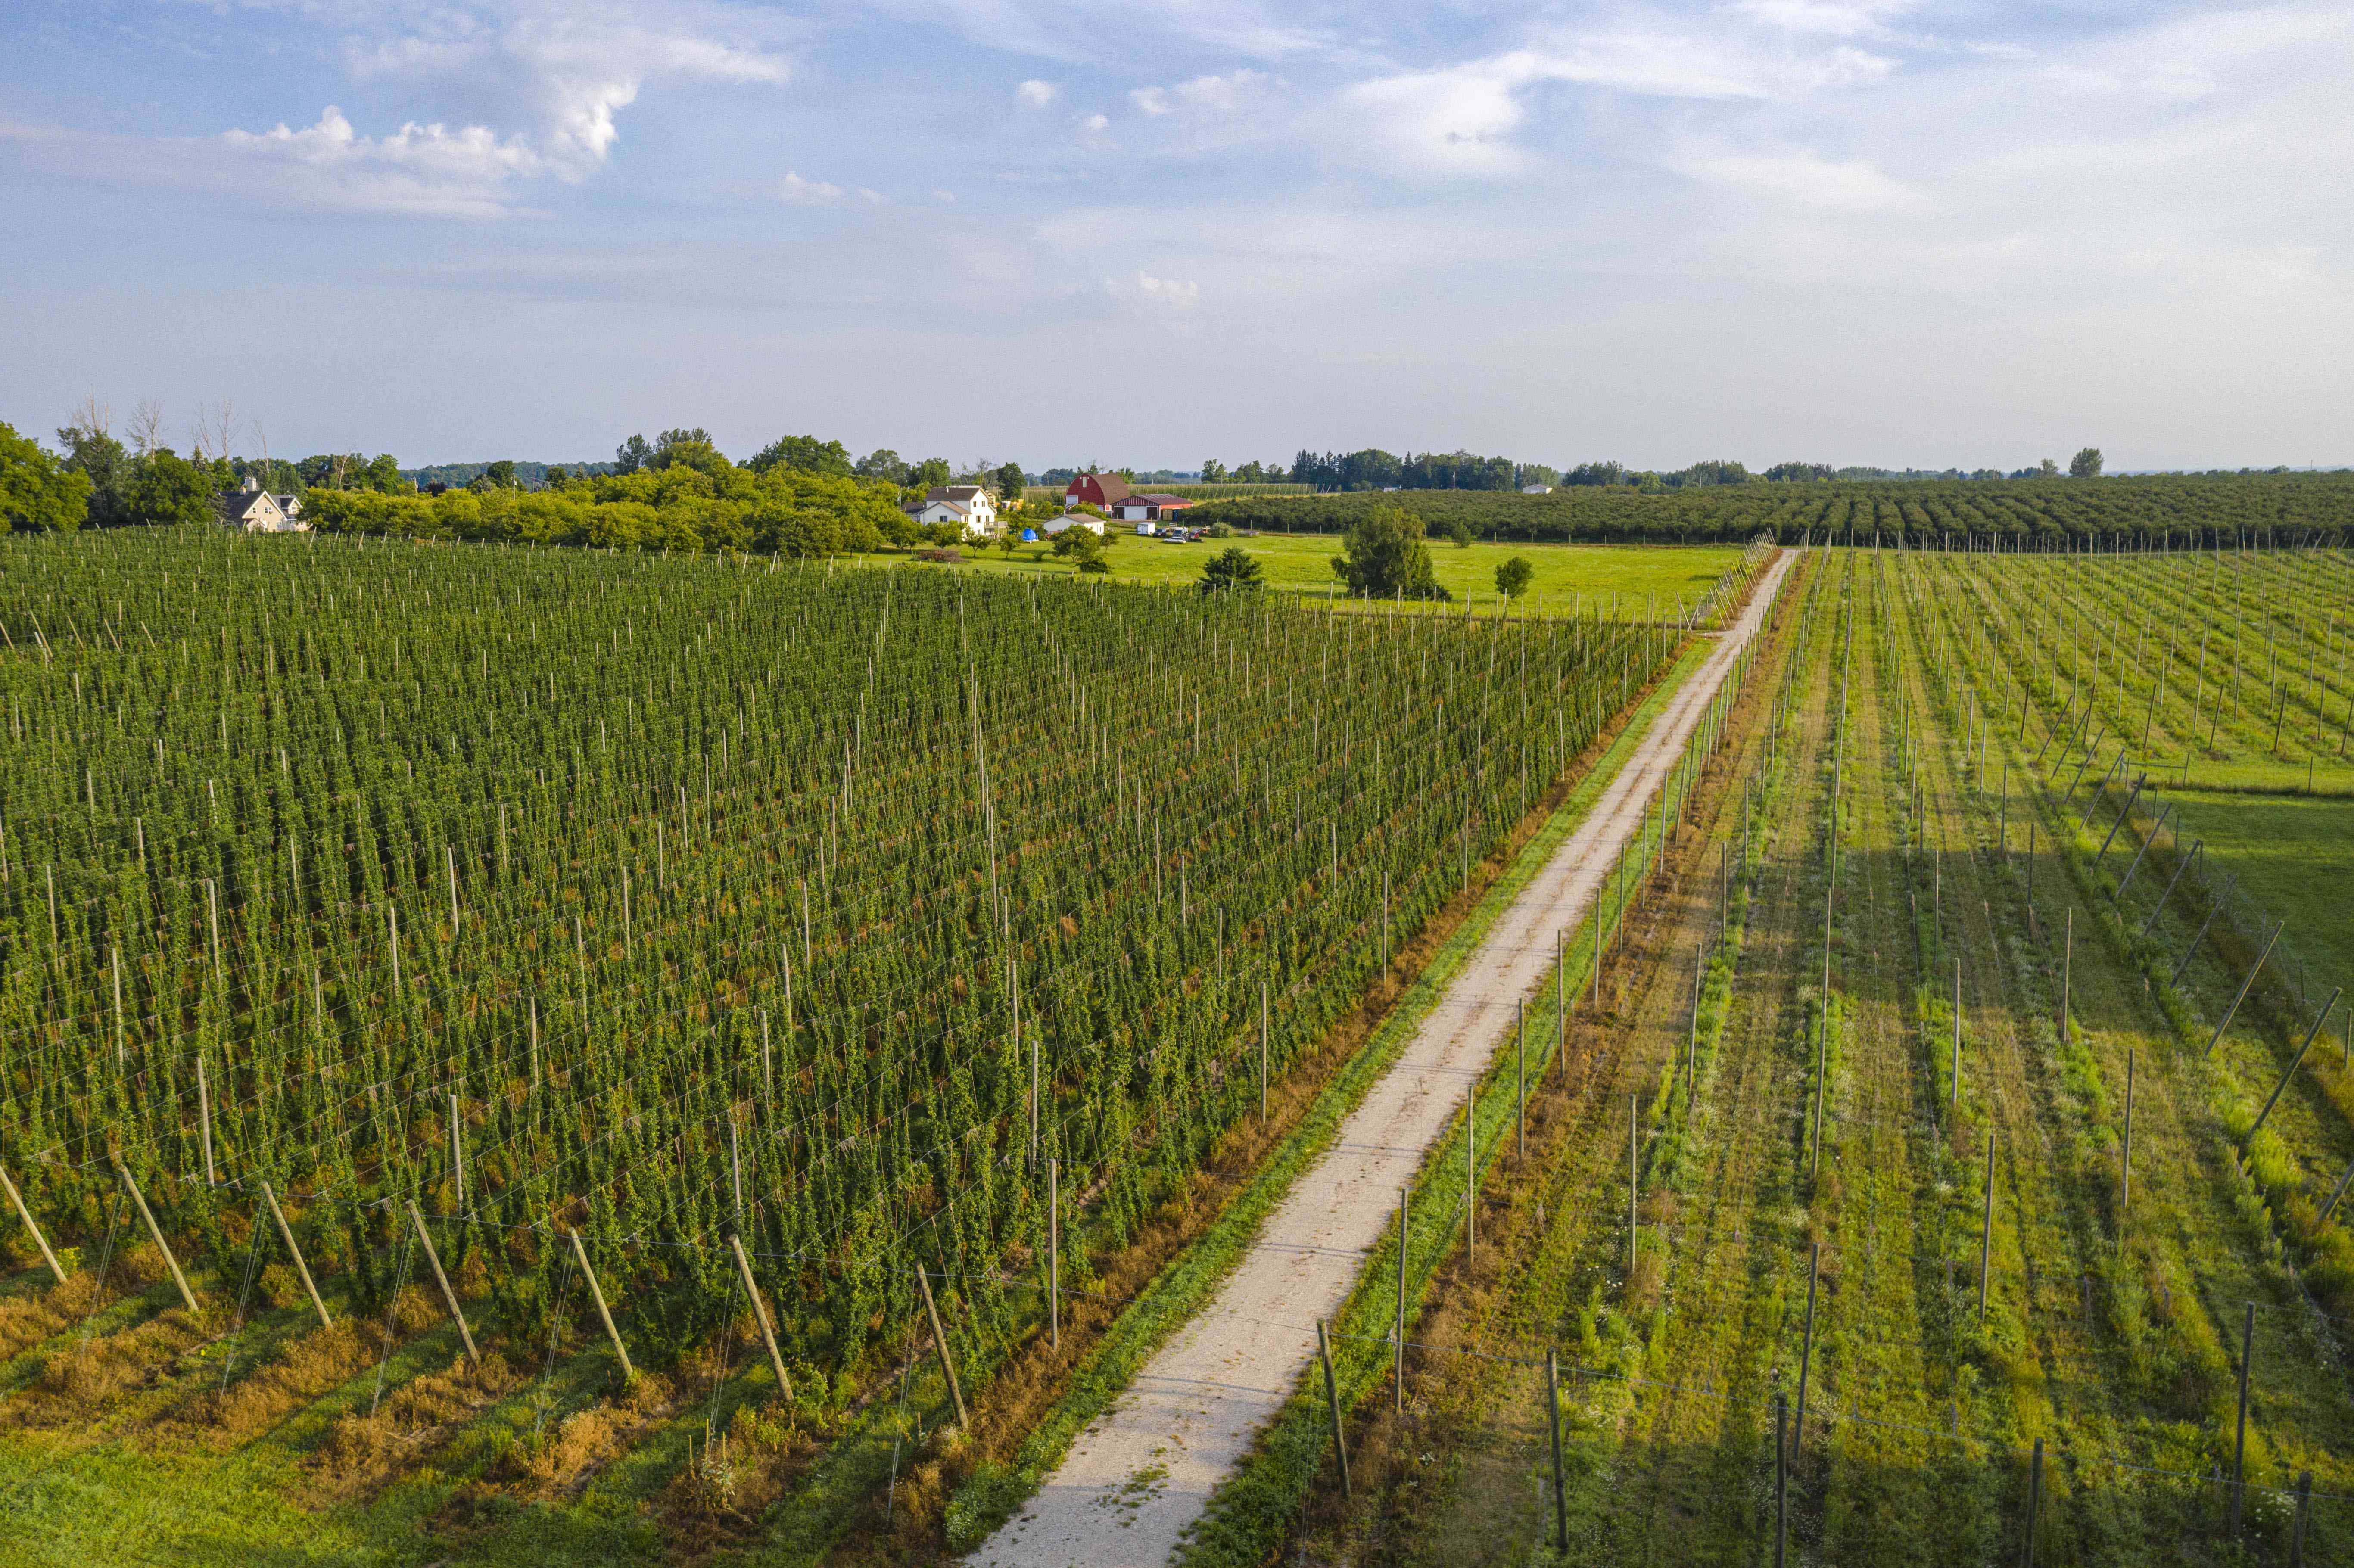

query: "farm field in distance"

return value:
[7, 524, 2354, 1568]
[856, 532, 1747, 621]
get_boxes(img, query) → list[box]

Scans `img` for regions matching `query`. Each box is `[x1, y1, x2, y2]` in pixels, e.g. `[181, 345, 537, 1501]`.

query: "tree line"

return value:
[0, 409, 1040, 549]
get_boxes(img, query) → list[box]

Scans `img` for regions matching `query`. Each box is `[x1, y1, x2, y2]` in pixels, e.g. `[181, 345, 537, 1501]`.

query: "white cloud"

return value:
[933, 187, 956, 202]
[1340, 33, 1899, 177]
[1128, 69, 1278, 118]
[216, 105, 546, 215]
[1016, 78, 1058, 107]
[1340, 55, 1547, 177]
[1734, 0, 1914, 37]
[1105, 270, 1201, 308]
[1534, 33, 1895, 100]
[1175, 69, 1274, 111]
[779, 169, 843, 202]
[1666, 142, 1930, 212]
[187, 0, 803, 211]
[1083, 113, 1109, 132]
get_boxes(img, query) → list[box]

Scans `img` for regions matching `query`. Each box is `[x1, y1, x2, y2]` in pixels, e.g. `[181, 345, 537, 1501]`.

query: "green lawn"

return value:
[856, 533, 1743, 620]
[2164, 789, 2354, 993]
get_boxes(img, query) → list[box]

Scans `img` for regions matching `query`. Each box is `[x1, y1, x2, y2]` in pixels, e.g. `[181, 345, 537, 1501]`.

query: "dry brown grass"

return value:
[313, 1350, 520, 1489]
[0, 1272, 102, 1361]
[5, 1305, 207, 1431]
[498, 1371, 678, 1496]
[154, 1321, 373, 1450]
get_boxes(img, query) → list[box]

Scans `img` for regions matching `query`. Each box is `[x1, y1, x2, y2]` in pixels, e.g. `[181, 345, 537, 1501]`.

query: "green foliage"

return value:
[1495, 554, 1534, 599]
[307, 460, 896, 555]
[748, 434, 853, 476]
[121, 448, 217, 527]
[1330, 504, 1446, 600]
[1050, 524, 1104, 567]
[0, 420, 90, 532]
[1199, 545, 1264, 594]
[302, 452, 408, 492]
[52, 420, 128, 526]
[2071, 447, 2105, 479]
[853, 448, 908, 485]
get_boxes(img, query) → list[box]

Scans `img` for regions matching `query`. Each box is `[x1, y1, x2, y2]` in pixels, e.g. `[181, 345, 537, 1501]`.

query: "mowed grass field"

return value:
[2166, 788, 2354, 989]
[855, 532, 1744, 620]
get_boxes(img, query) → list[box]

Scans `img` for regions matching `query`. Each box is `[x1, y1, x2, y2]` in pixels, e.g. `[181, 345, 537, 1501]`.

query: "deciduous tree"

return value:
[1331, 504, 1445, 599]
[1, 420, 90, 532]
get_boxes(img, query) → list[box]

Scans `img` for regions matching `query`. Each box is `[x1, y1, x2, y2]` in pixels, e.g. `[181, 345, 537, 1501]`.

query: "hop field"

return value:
[1285, 544, 2354, 1568]
[0, 527, 1686, 1560]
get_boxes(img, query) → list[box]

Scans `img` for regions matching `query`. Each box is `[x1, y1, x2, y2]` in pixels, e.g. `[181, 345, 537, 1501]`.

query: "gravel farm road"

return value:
[970, 550, 1796, 1568]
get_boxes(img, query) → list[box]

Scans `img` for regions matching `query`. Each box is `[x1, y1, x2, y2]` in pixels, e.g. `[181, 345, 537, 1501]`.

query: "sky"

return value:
[2, 0, 2349, 473]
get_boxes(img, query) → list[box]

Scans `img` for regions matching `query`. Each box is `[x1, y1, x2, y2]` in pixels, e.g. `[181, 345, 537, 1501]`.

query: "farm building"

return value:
[1062, 472, 1132, 509]
[908, 484, 998, 538]
[217, 475, 308, 532]
[1041, 512, 1105, 537]
[1109, 493, 1194, 525]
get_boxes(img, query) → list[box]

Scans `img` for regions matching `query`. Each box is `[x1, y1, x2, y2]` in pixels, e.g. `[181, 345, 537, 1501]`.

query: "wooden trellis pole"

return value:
[1794, 1242, 1819, 1446]
[2120, 1049, 2135, 1250]
[2205, 920, 2285, 1056]
[1317, 1319, 1350, 1498]
[728, 1234, 791, 1401]
[116, 1164, 196, 1315]
[2230, 1303, 2254, 1534]
[2251, 990, 2340, 1139]
[568, 1227, 633, 1381]
[1978, 1134, 1996, 1322]
[915, 1260, 969, 1430]
[404, 1200, 474, 1361]
[0, 1165, 65, 1283]
[1394, 1189, 1407, 1415]
[263, 1181, 332, 1330]
[1545, 1349, 1568, 1549]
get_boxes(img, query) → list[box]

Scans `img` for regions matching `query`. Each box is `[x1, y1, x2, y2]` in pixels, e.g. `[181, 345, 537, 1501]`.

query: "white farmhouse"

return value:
[909, 484, 998, 538]
[218, 475, 309, 532]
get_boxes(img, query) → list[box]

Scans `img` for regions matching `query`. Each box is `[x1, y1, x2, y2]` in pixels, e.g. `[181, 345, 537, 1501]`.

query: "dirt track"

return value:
[970, 551, 1797, 1568]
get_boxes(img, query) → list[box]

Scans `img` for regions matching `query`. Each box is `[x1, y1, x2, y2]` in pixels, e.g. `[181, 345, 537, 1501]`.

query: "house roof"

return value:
[1131, 493, 1190, 506]
[219, 489, 277, 521]
[926, 485, 987, 504]
[1067, 473, 1133, 504]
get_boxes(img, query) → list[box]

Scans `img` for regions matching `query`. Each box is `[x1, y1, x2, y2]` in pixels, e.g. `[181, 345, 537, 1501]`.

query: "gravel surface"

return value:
[970, 553, 1795, 1568]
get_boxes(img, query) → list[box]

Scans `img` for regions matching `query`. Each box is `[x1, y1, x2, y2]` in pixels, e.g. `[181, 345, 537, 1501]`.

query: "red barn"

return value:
[1063, 472, 1133, 509]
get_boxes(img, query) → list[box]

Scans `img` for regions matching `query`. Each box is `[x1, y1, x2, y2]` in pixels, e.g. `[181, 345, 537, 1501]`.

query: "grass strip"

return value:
[1172, 632, 1766, 1566]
